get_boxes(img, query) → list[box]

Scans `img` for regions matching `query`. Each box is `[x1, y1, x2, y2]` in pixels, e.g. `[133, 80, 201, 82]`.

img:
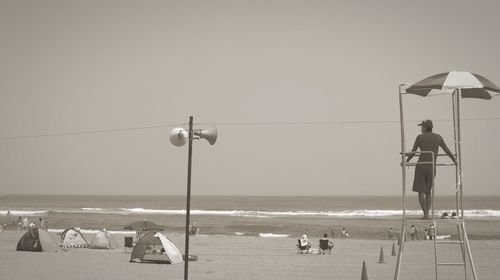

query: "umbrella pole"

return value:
[184, 116, 194, 280]
[394, 84, 407, 280]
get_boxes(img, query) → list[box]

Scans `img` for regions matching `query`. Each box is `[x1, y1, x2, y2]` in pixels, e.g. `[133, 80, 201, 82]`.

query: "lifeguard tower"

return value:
[394, 71, 500, 280]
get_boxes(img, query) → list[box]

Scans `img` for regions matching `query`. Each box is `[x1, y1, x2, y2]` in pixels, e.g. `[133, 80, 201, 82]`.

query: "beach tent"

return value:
[90, 229, 118, 249]
[16, 227, 57, 252]
[130, 231, 183, 264]
[61, 227, 89, 248]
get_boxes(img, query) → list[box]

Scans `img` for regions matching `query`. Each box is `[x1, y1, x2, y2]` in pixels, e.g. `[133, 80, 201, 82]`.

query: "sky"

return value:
[1, 0, 499, 196]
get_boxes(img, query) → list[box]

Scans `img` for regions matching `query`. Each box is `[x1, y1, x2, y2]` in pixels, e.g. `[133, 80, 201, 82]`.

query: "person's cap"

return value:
[418, 119, 433, 128]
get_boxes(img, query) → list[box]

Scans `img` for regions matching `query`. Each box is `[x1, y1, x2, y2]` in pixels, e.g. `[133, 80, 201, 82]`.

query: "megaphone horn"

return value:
[169, 127, 188, 146]
[196, 126, 217, 145]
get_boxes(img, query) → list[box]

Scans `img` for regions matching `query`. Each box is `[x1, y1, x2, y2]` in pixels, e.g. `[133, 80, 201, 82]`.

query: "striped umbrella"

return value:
[405, 71, 500, 100]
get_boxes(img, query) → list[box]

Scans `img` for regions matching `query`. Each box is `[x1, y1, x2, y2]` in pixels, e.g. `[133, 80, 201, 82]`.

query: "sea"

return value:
[1, 195, 499, 239]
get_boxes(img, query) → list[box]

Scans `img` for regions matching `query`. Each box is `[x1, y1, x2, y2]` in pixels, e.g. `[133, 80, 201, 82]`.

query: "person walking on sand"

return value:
[405, 120, 456, 219]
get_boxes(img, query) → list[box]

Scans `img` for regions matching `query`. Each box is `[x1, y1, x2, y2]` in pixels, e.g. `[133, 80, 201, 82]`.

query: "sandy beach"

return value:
[1, 229, 499, 280]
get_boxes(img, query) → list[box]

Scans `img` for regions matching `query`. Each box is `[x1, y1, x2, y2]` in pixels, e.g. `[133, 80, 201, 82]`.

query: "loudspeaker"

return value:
[169, 127, 188, 146]
[196, 127, 217, 145]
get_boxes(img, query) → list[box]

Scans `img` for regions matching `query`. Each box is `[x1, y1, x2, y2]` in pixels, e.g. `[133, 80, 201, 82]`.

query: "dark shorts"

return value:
[412, 164, 435, 194]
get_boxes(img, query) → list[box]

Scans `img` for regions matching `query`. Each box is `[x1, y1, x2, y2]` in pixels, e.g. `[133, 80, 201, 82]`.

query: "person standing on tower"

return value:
[405, 119, 456, 219]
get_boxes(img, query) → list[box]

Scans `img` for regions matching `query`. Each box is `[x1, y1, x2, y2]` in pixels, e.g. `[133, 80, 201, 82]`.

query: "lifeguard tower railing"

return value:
[394, 84, 478, 280]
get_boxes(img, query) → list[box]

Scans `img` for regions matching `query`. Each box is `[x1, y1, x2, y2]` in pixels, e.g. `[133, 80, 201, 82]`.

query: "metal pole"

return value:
[456, 90, 464, 218]
[431, 151, 438, 280]
[452, 93, 460, 217]
[394, 84, 406, 280]
[462, 222, 479, 280]
[184, 116, 194, 280]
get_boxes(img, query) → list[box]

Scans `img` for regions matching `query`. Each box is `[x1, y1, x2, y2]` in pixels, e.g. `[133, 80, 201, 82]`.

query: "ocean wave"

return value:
[0, 210, 48, 216]
[259, 233, 290, 238]
[48, 228, 136, 235]
[81, 208, 103, 211]
[2, 208, 500, 218]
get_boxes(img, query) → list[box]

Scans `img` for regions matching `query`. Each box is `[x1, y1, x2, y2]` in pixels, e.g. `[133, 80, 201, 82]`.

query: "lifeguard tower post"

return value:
[394, 71, 500, 280]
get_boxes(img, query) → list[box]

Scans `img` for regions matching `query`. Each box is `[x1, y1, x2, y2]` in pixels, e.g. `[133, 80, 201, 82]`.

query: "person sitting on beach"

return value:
[301, 233, 309, 246]
[297, 233, 311, 253]
[319, 233, 334, 254]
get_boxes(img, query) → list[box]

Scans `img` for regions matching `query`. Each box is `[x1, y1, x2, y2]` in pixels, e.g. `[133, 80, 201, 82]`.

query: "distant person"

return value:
[424, 228, 430, 240]
[297, 232, 311, 254]
[429, 224, 435, 240]
[39, 218, 45, 229]
[330, 228, 336, 238]
[17, 217, 22, 231]
[300, 233, 310, 247]
[410, 225, 416, 241]
[22, 217, 29, 229]
[319, 233, 334, 254]
[189, 222, 199, 236]
[341, 227, 350, 238]
[405, 119, 457, 219]
[388, 227, 394, 239]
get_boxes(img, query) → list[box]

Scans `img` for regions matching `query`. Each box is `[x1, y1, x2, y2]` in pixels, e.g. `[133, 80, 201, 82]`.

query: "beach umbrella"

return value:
[124, 220, 163, 231]
[405, 71, 500, 100]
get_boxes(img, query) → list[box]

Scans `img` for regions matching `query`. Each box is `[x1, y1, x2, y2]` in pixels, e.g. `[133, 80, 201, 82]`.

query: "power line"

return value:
[0, 123, 183, 140]
[202, 117, 500, 126]
[1, 117, 499, 140]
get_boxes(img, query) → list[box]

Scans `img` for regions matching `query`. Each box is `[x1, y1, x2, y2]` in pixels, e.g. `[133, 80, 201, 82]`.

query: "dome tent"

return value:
[17, 227, 57, 252]
[61, 227, 89, 248]
[90, 229, 118, 249]
[130, 231, 183, 264]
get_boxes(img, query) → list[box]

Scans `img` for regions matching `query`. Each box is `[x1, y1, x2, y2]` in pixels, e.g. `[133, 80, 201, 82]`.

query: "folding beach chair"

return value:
[297, 239, 311, 254]
[318, 239, 334, 254]
[124, 236, 134, 253]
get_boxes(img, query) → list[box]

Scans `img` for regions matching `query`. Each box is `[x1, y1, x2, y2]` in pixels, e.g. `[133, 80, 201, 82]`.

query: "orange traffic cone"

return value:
[377, 246, 385, 263]
[361, 260, 368, 280]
